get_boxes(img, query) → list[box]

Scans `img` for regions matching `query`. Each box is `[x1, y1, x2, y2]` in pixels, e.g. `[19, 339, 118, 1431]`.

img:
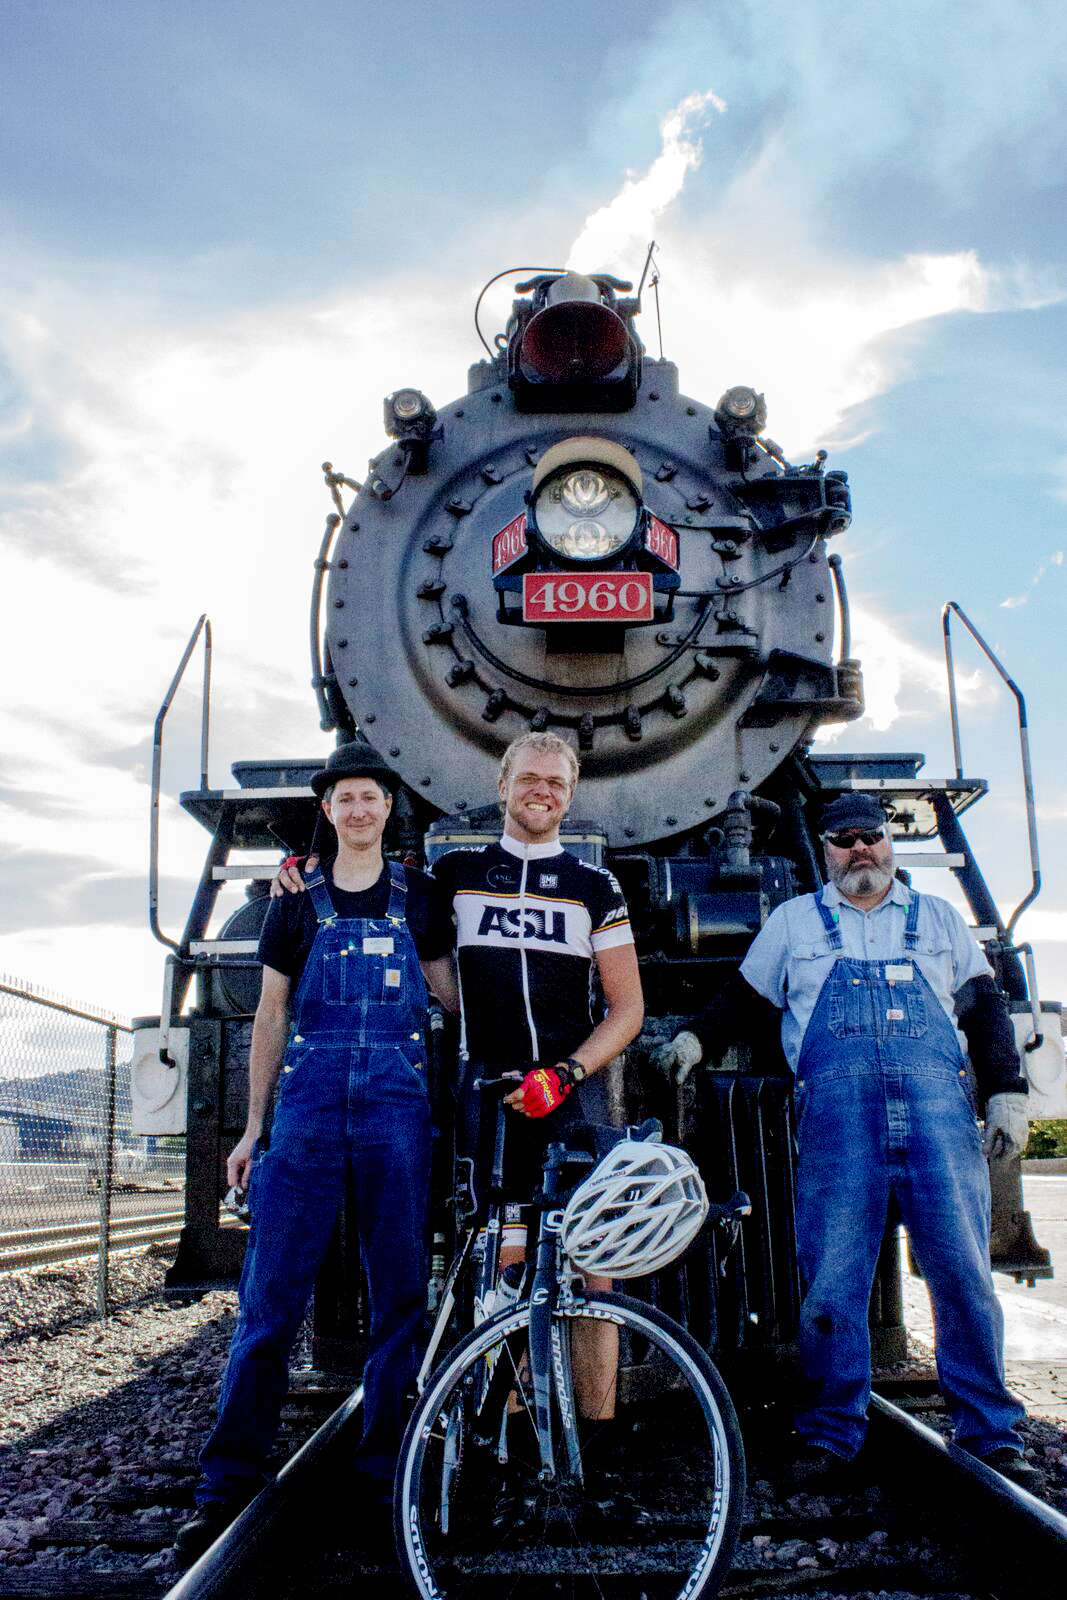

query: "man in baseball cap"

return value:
[655, 790, 1036, 1491]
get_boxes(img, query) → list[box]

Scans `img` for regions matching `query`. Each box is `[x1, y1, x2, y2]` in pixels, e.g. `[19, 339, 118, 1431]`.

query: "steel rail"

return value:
[867, 1394, 1067, 1600]
[154, 1381, 1067, 1600]
[0, 1223, 183, 1273]
[0, 1211, 184, 1246]
[163, 1385, 365, 1600]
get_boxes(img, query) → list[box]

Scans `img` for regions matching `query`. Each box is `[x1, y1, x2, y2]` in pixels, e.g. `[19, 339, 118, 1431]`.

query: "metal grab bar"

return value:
[310, 510, 342, 732]
[310, 462, 358, 733]
[1013, 942, 1045, 1053]
[941, 602, 1041, 939]
[149, 615, 212, 951]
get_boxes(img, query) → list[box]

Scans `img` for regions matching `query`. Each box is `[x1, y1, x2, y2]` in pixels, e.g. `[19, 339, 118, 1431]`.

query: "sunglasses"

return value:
[825, 827, 887, 849]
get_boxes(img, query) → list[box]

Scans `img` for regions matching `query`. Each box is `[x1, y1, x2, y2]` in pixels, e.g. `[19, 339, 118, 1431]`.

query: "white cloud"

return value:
[1001, 550, 1064, 609]
[813, 605, 990, 740]
[3, 60, 1067, 1015]
[566, 91, 725, 272]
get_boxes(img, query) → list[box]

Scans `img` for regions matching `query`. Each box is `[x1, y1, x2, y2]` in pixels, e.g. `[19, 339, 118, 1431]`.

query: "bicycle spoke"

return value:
[396, 1294, 745, 1599]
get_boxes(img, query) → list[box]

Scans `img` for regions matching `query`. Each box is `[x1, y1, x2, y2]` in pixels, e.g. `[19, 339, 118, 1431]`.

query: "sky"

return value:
[1, 0, 1066, 1033]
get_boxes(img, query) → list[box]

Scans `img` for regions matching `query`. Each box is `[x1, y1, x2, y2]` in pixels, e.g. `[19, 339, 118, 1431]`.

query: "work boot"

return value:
[980, 1448, 1046, 1495]
[174, 1499, 246, 1563]
[781, 1443, 854, 1492]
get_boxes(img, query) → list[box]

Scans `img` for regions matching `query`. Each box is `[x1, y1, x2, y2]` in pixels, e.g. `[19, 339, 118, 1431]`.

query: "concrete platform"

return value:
[903, 1171, 1067, 1420]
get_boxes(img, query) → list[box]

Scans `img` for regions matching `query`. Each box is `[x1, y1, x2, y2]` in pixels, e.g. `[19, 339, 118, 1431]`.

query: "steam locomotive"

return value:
[133, 264, 1062, 1384]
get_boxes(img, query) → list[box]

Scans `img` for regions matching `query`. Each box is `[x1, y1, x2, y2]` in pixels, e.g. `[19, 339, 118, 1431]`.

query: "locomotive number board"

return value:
[522, 571, 653, 622]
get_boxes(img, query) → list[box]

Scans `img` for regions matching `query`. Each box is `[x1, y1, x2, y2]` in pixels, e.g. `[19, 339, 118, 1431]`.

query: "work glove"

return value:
[650, 1030, 704, 1086]
[982, 1092, 1030, 1160]
[517, 1065, 573, 1119]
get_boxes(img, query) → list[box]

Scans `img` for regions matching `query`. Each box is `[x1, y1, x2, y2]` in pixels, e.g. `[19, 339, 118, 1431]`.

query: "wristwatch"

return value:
[563, 1056, 588, 1084]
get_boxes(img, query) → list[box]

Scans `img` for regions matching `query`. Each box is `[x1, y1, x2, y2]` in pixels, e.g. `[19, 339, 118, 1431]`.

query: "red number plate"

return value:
[492, 513, 528, 574]
[522, 571, 654, 623]
[645, 515, 678, 569]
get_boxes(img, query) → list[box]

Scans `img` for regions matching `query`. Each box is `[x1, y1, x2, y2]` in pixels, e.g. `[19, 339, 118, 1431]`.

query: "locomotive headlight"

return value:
[714, 386, 768, 437]
[537, 467, 638, 560]
[384, 387, 437, 439]
[530, 437, 643, 563]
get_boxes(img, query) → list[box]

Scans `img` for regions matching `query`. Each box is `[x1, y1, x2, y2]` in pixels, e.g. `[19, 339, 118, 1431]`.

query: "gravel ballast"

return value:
[2, 1250, 1065, 1589]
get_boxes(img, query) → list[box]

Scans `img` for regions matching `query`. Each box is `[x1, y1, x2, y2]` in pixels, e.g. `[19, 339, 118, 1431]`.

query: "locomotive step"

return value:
[210, 865, 280, 880]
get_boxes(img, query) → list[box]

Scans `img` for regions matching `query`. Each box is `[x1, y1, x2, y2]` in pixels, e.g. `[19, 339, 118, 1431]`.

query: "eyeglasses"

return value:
[825, 827, 887, 849]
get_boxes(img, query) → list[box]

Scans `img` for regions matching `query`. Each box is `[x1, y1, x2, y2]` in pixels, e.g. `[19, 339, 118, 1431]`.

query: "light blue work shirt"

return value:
[739, 878, 992, 1073]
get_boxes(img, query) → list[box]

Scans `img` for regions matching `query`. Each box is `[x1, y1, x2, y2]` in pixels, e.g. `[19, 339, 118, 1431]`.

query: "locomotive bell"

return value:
[509, 271, 640, 412]
[521, 273, 630, 382]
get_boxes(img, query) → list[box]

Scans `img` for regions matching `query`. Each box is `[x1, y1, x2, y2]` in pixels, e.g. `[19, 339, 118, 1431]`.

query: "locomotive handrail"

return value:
[828, 552, 851, 658]
[941, 602, 1041, 940]
[309, 508, 343, 732]
[1012, 942, 1045, 1053]
[149, 615, 212, 951]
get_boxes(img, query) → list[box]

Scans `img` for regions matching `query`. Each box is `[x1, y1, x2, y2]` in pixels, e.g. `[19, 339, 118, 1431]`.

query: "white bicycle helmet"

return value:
[560, 1140, 709, 1279]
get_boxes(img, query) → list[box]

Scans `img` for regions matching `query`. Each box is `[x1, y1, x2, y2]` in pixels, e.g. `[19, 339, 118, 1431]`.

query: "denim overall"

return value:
[794, 890, 1024, 1461]
[197, 861, 432, 1507]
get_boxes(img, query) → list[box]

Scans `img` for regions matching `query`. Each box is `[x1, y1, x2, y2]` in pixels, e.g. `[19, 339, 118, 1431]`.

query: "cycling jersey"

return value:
[431, 834, 633, 1066]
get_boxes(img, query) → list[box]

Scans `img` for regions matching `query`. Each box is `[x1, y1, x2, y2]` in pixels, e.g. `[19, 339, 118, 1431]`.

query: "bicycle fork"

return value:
[527, 1205, 583, 1487]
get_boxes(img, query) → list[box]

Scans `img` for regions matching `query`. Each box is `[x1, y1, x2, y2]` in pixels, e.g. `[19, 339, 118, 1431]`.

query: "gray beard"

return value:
[831, 859, 894, 899]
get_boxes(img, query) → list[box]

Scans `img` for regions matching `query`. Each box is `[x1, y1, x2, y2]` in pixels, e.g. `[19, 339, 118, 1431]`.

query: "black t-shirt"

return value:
[431, 838, 633, 1066]
[257, 857, 455, 985]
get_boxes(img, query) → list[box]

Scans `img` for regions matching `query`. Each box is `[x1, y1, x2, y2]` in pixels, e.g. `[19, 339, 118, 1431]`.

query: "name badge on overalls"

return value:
[363, 936, 394, 955]
[885, 964, 913, 982]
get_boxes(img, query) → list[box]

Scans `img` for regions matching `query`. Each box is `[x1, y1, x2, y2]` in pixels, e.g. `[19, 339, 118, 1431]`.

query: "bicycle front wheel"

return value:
[395, 1290, 745, 1598]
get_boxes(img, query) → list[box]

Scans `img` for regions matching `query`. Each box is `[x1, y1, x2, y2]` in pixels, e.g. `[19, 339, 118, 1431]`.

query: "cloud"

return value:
[554, 91, 1056, 458]
[1014, 908, 1067, 941]
[812, 605, 991, 741]
[3, 29, 1067, 1017]
[566, 91, 725, 272]
[1000, 550, 1063, 609]
[608, 1, 1067, 208]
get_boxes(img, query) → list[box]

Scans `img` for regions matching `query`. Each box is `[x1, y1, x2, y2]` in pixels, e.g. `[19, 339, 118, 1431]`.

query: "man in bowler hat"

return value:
[176, 743, 458, 1559]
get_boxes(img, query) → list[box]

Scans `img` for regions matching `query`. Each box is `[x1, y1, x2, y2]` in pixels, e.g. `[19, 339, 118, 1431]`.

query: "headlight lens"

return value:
[391, 389, 424, 420]
[535, 466, 639, 561]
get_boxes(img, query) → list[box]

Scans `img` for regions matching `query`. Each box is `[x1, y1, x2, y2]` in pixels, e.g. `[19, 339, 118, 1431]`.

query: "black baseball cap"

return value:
[819, 793, 889, 835]
[311, 741, 401, 798]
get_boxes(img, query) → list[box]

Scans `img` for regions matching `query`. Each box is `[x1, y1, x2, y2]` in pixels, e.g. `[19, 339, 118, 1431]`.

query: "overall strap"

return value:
[903, 888, 921, 951]
[385, 859, 409, 922]
[304, 869, 337, 926]
[815, 890, 844, 951]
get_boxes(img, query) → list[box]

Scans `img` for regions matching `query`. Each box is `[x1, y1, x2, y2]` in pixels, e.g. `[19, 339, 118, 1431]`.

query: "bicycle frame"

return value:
[415, 1081, 596, 1484]
[416, 1079, 524, 1395]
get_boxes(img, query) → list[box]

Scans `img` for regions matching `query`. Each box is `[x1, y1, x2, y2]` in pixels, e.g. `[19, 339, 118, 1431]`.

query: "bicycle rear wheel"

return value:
[396, 1291, 745, 1598]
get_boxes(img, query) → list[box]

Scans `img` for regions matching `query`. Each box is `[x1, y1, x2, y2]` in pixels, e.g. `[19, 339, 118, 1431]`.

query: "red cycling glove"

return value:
[519, 1066, 573, 1119]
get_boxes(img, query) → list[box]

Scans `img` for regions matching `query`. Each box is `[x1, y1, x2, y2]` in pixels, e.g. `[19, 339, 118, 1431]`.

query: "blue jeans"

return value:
[197, 1038, 431, 1507]
[794, 940, 1023, 1461]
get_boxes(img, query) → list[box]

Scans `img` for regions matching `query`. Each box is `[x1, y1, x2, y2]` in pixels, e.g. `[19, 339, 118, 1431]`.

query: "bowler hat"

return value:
[819, 792, 889, 835]
[311, 742, 400, 798]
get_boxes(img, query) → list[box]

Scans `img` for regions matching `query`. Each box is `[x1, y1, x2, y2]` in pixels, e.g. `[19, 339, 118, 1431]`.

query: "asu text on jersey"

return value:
[432, 834, 633, 1064]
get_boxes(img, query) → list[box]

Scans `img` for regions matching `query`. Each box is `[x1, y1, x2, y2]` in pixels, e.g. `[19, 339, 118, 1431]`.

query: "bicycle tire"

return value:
[395, 1290, 745, 1598]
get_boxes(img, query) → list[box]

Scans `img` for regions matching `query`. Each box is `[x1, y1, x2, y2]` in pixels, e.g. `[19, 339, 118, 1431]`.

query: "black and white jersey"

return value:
[431, 834, 633, 1065]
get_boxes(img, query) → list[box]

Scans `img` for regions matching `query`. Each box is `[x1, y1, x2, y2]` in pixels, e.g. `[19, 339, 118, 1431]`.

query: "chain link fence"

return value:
[0, 975, 185, 1316]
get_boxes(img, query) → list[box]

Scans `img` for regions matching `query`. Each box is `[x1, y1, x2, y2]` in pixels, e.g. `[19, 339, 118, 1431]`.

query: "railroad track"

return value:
[2, 1385, 1064, 1600]
[0, 1213, 242, 1273]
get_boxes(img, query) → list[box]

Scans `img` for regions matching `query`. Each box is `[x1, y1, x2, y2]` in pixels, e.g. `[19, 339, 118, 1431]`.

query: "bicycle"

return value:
[395, 1079, 751, 1598]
